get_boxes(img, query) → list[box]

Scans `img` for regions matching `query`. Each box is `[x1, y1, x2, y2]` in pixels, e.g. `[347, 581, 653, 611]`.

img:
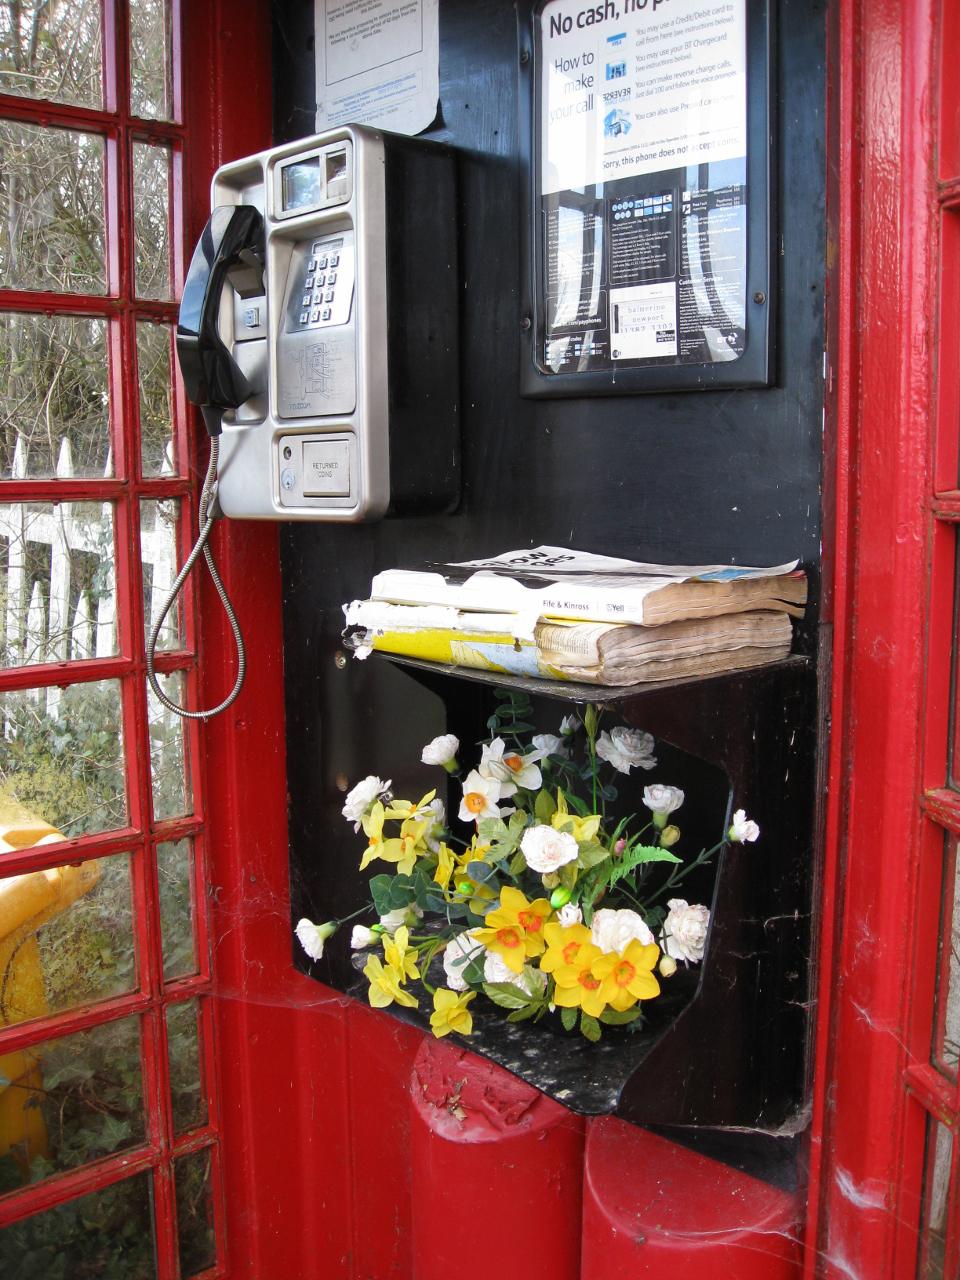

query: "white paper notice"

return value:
[315, 0, 439, 136]
[540, 0, 746, 195]
[610, 282, 678, 359]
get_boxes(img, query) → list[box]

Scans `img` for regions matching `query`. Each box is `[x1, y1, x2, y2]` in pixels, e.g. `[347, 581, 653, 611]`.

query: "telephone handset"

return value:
[151, 125, 459, 717]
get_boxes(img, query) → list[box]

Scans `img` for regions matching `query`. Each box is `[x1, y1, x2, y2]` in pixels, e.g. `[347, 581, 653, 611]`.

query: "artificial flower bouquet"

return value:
[296, 692, 759, 1043]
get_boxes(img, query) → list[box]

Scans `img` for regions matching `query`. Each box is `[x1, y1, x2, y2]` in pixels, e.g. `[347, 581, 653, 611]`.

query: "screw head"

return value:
[753, 291, 766, 305]
[334, 651, 348, 669]
[520, 315, 532, 332]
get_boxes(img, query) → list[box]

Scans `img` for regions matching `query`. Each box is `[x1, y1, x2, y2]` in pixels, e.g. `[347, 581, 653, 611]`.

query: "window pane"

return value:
[0, 852, 135, 1027]
[158, 838, 196, 979]
[137, 321, 176, 476]
[0, 1014, 144, 1191]
[141, 498, 182, 652]
[175, 1147, 216, 1278]
[919, 1117, 953, 1279]
[129, 0, 173, 121]
[0, 680, 126, 840]
[0, 313, 111, 480]
[133, 142, 171, 301]
[0, 501, 116, 669]
[148, 672, 191, 820]
[934, 833, 960, 1078]
[0, 0, 103, 109]
[0, 1172, 156, 1277]
[166, 999, 206, 1134]
[0, 120, 106, 295]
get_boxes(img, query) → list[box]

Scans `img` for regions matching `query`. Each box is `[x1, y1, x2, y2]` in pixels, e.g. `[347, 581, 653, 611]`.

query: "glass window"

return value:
[141, 498, 182, 651]
[0, 314, 111, 481]
[0, 120, 106, 295]
[0, 1014, 144, 1190]
[137, 321, 176, 476]
[0, 1173, 157, 1277]
[148, 672, 191, 821]
[0, 853, 136, 1027]
[129, 0, 174, 121]
[166, 999, 206, 1134]
[158, 838, 197, 979]
[934, 833, 960, 1078]
[918, 1117, 953, 1278]
[0, 501, 116, 669]
[133, 142, 172, 301]
[0, 680, 126, 840]
[174, 1147, 217, 1278]
[0, 0, 103, 109]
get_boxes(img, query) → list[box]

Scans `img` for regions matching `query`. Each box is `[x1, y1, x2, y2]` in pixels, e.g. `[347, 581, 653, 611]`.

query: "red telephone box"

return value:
[0, 2, 956, 1278]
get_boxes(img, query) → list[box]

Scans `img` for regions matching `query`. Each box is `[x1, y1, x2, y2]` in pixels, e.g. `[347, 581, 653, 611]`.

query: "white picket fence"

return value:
[1, 433, 178, 722]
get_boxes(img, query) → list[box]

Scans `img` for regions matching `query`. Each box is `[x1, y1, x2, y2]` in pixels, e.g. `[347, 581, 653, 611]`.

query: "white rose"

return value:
[663, 899, 711, 963]
[350, 925, 377, 949]
[342, 775, 391, 830]
[443, 931, 484, 991]
[380, 905, 423, 934]
[295, 917, 337, 961]
[520, 824, 579, 873]
[642, 784, 685, 816]
[595, 727, 657, 774]
[483, 951, 547, 997]
[558, 903, 583, 927]
[591, 908, 654, 954]
[421, 734, 459, 766]
[729, 809, 760, 843]
[532, 732, 567, 759]
[458, 770, 508, 822]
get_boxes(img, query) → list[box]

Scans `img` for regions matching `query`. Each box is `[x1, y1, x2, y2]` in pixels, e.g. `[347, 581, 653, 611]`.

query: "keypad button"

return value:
[301, 294, 311, 307]
[298, 311, 309, 324]
[304, 275, 314, 289]
[324, 290, 335, 303]
[321, 307, 331, 320]
[315, 273, 326, 287]
[329, 253, 340, 267]
[327, 272, 337, 285]
[317, 255, 328, 269]
[310, 308, 321, 323]
[308, 257, 318, 271]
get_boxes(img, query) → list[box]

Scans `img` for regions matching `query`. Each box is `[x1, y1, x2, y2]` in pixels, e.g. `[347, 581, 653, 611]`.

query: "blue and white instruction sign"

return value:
[538, 0, 750, 375]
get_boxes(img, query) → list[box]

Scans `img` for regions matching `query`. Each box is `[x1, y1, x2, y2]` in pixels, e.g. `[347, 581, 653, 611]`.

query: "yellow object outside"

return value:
[0, 795, 101, 1176]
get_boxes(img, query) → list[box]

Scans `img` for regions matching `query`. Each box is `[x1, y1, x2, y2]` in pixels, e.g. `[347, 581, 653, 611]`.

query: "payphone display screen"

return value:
[282, 157, 321, 211]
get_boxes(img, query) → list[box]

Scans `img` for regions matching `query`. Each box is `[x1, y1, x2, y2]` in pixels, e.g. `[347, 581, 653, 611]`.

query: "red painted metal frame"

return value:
[805, 1, 960, 1277]
[0, 2, 226, 1275]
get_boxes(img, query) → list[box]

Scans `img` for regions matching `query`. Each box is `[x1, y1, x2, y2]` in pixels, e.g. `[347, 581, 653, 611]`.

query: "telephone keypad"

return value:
[287, 231, 354, 334]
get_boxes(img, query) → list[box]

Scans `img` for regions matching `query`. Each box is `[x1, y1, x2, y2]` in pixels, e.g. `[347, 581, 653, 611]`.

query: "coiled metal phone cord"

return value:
[146, 427, 246, 720]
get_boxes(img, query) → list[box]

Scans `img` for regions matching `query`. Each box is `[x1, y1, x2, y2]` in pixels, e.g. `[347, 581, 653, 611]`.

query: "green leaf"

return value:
[576, 841, 610, 871]
[369, 874, 394, 916]
[466, 859, 497, 884]
[564, 790, 591, 817]
[608, 844, 680, 888]
[560, 1005, 578, 1032]
[477, 816, 509, 843]
[387, 873, 420, 908]
[534, 789, 557, 823]
[599, 1007, 642, 1026]
[580, 1011, 602, 1042]
[482, 981, 533, 1010]
[462, 955, 486, 986]
[507, 1004, 540, 1023]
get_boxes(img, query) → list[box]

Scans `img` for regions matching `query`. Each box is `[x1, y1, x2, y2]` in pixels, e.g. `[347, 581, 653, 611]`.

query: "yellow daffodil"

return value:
[551, 790, 601, 845]
[383, 925, 420, 983]
[360, 805, 430, 875]
[363, 954, 418, 1009]
[539, 921, 593, 976]
[550, 939, 611, 1018]
[552, 937, 661, 1017]
[474, 885, 552, 974]
[383, 789, 437, 820]
[429, 987, 476, 1037]
[593, 940, 661, 1011]
[433, 842, 457, 889]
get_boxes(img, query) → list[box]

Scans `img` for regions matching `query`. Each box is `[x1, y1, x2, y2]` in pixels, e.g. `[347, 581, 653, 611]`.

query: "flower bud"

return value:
[659, 955, 678, 978]
[541, 871, 560, 889]
[456, 880, 473, 896]
[370, 922, 386, 934]
[660, 825, 681, 848]
[614, 838, 627, 855]
[550, 885, 572, 909]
